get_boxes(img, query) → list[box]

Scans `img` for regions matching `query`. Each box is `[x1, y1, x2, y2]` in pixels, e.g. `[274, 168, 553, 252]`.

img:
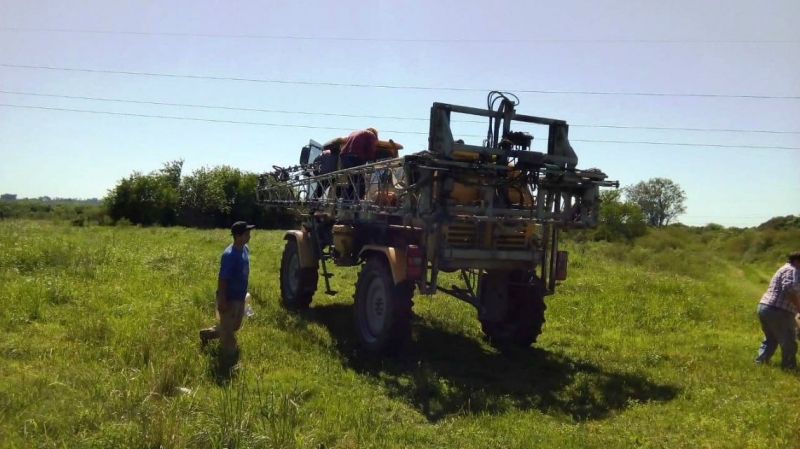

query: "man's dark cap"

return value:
[231, 221, 255, 236]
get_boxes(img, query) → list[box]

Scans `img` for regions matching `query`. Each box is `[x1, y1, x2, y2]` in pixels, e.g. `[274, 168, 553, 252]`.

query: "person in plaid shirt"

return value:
[754, 251, 800, 370]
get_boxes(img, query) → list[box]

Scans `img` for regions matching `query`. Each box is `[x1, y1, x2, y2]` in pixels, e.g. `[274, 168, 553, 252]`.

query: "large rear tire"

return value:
[479, 271, 546, 348]
[353, 255, 414, 354]
[279, 239, 318, 310]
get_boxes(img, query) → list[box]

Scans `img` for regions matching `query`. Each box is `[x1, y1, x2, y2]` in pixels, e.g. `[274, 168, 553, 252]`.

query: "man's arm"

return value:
[217, 278, 229, 313]
[217, 253, 234, 313]
[788, 288, 800, 311]
[323, 137, 344, 151]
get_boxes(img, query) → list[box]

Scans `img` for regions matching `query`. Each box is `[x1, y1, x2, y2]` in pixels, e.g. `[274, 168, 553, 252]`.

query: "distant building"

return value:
[0, 194, 17, 201]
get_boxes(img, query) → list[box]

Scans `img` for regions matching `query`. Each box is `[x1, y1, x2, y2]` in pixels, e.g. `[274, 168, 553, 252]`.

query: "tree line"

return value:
[5, 160, 699, 242]
[101, 160, 689, 238]
[0, 159, 296, 229]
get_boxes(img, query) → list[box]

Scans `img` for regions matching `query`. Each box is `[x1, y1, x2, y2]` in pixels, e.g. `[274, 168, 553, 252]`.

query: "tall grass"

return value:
[0, 220, 798, 448]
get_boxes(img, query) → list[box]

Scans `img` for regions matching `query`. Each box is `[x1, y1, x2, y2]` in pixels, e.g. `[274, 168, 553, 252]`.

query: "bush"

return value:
[105, 160, 295, 230]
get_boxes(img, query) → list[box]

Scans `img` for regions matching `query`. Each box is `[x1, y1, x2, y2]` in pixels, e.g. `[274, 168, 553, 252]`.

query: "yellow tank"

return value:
[506, 166, 534, 206]
[375, 139, 403, 159]
[450, 180, 481, 204]
[333, 224, 354, 257]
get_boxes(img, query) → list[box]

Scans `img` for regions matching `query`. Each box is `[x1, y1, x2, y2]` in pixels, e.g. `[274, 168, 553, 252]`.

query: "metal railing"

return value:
[257, 149, 617, 229]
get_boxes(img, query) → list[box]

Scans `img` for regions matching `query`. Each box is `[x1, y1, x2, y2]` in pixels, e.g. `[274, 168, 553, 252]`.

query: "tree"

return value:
[593, 190, 648, 241]
[159, 159, 184, 191]
[623, 177, 687, 227]
[104, 159, 183, 226]
[179, 165, 233, 227]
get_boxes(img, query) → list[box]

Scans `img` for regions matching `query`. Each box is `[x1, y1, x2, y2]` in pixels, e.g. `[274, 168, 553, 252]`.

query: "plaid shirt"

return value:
[760, 263, 800, 314]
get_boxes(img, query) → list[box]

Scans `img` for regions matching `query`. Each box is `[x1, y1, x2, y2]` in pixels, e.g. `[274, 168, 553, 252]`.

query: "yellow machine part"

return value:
[441, 221, 538, 251]
[451, 150, 497, 162]
[443, 152, 480, 205]
[376, 139, 404, 159]
[506, 166, 534, 206]
[450, 180, 481, 204]
[333, 224, 354, 257]
[446, 154, 534, 206]
[377, 139, 404, 150]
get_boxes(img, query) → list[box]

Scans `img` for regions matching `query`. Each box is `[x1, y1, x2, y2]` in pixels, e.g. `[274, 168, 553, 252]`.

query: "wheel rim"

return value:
[287, 252, 300, 294]
[365, 276, 388, 339]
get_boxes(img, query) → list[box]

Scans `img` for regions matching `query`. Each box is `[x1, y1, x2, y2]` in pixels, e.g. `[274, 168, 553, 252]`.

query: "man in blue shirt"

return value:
[200, 221, 254, 370]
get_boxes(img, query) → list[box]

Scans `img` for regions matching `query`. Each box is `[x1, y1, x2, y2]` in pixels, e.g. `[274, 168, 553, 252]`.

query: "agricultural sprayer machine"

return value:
[257, 92, 618, 354]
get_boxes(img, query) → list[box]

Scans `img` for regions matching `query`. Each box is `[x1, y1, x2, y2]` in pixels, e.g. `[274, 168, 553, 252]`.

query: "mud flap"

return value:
[358, 245, 408, 285]
[283, 230, 318, 268]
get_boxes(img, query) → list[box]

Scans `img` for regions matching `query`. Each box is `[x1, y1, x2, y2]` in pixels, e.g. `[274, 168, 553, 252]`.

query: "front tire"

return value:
[279, 239, 318, 310]
[353, 255, 414, 354]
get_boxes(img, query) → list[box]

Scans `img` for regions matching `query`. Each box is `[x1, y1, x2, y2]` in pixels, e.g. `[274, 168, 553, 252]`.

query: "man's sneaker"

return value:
[199, 329, 215, 347]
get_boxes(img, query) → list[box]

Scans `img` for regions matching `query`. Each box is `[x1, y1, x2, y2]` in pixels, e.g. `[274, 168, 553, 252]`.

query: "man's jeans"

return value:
[756, 303, 797, 369]
[339, 154, 366, 200]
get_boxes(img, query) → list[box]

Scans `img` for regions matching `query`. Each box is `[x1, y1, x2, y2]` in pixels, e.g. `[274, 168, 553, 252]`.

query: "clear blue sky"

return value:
[0, 0, 798, 227]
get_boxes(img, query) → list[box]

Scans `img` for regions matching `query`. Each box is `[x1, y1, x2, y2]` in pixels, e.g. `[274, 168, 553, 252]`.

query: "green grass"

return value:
[1, 220, 798, 448]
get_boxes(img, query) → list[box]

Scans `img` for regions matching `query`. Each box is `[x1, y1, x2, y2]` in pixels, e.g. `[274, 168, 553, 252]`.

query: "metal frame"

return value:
[257, 94, 618, 305]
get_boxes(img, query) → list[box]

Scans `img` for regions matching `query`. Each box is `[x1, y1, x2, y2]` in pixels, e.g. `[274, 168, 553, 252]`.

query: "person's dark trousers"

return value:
[314, 179, 331, 200]
[340, 154, 366, 201]
[755, 303, 798, 369]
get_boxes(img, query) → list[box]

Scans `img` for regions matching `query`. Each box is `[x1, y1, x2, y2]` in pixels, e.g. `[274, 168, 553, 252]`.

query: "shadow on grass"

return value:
[297, 304, 679, 423]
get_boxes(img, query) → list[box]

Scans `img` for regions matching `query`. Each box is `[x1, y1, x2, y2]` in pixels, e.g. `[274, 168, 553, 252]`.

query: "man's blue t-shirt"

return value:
[218, 244, 249, 302]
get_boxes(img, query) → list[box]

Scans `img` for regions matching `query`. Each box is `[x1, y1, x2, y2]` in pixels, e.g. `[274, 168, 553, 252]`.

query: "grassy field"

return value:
[1, 220, 799, 448]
